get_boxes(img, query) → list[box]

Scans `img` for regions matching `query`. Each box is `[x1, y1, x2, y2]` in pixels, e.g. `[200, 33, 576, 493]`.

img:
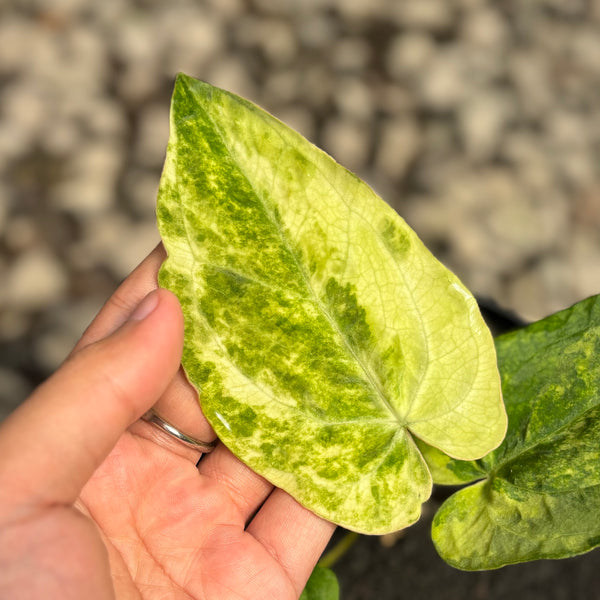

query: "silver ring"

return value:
[141, 409, 217, 453]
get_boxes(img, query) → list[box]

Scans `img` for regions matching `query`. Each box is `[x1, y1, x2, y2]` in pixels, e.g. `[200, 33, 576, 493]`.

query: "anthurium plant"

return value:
[156, 74, 600, 599]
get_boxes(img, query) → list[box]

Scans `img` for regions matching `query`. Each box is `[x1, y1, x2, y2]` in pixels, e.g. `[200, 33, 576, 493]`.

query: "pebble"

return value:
[2, 215, 39, 253]
[418, 49, 469, 111]
[134, 103, 170, 168]
[331, 38, 371, 74]
[458, 90, 513, 160]
[0, 192, 6, 233]
[461, 6, 509, 50]
[2, 250, 69, 311]
[53, 141, 122, 216]
[375, 117, 421, 180]
[264, 71, 301, 105]
[322, 117, 371, 173]
[386, 32, 435, 81]
[391, 0, 455, 32]
[333, 78, 374, 121]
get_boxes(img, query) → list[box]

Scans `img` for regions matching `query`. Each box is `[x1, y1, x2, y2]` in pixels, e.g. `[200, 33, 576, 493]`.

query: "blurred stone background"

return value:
[1, 0, 600, 596]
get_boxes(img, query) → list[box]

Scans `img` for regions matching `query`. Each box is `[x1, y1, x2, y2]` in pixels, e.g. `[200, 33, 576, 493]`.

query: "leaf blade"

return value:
[158, 74, 504, 533]
[433, 295, 600, 568]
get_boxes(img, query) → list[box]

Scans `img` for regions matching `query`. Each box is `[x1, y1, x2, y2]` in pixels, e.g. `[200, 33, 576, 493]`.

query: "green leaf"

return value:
[433, 295, 600, 569]
[299, 566, 340, 600]
[414, 438, 485, 486]
[157, 73, 505, 534]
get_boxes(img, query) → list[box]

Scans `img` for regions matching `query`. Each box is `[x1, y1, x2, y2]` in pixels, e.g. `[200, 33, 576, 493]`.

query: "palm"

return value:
[80, 431, 296, 600]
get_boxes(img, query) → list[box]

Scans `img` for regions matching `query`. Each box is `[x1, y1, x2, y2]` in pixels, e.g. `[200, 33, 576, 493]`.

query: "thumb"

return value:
[0, 288, 184, 512]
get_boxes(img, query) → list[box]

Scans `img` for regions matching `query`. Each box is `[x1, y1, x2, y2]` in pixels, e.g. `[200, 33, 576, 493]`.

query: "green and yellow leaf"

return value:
[157, 74, 506, 534]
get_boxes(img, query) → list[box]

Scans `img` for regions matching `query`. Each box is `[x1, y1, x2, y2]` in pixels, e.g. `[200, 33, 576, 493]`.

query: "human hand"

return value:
[0, 245, 335, 600]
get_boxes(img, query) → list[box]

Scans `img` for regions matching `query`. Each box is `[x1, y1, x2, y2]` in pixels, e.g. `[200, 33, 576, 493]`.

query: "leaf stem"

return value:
[318, 531, 360, 569]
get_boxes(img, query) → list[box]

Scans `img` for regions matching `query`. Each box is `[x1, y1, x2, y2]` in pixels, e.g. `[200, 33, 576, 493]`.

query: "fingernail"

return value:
[129, 290, 159, 322]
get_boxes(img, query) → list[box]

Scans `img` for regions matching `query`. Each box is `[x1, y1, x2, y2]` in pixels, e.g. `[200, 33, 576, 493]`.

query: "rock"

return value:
[391, 0, 455, 32]
[322, 117, 371, 173]
[461, 6, 509, 50]
[0, 17, 32, 72]
[299, 64, 333, 109]
[500, 131, 555, 193]
[105, 222, 160, 279]
[333, 0, 389, 21]
[376, 83, 416, 115]
[0, 80, 47, 141]
[332, 37, 371, 74]
[508, 49, 554, 118]
[0, 190, 7, 235]
[256, 19, 298, 67]
[386, 32, 435, 81]
[570, 27, 600, 76]
[297, 12, 337, 50]
[418, 49, 470, 111]
[40, 116, 82, 157]
[375, 116, 422, 179]
[84, 98, 126, 141]
[124, 169, 162, 220]
[333, 78, 374, 121]
[53, 141, 122, 216]
[566, 232, 600, 302]
[3, 215, 39, 253]
[2, 249, 69, 311]
[458, 90, 514, 160]
[506, 265, 556, 323]
[205, 0, 242, 18]
[264, 71, 300, 105]
[134, 103, 170, 168]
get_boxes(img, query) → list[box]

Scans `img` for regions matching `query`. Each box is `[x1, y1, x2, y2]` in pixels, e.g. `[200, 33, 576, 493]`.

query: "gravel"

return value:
[1, 0, 600, 595]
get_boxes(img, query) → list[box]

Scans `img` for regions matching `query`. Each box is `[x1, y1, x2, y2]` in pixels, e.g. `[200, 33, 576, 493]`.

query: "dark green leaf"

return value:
[433, 295, 600, 569]
[299, 566, 340, 600]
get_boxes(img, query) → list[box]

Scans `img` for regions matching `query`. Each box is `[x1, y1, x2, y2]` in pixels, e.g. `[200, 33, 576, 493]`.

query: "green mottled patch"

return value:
[433, 295, 600, 569]
[157, 74, 505, 534]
